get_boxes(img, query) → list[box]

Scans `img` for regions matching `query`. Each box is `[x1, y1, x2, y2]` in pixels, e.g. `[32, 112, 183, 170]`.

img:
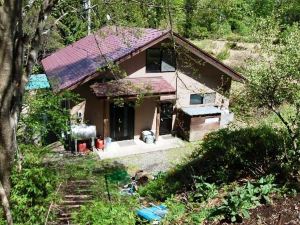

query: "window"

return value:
[146, 49, 161, 72]
[161, 48, 176, 72]
[190, 92, 216, 105]
[146, 48, 176, 72]
[190, 94, 204, 105]
[203, 92, 216, 104]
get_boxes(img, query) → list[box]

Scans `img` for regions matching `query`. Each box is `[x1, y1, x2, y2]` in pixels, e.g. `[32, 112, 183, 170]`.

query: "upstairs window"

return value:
[146, 49, 161, 72]
[161, 48, 176, 72]
[146, 48, 176, 72]
[190, 92, 216, 105]
[190, 94, 204, 105]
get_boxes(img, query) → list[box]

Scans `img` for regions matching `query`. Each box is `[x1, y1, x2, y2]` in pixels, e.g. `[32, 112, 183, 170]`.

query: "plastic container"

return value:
[78, 142, 87, 153]
[142, 130, 153, 142]
[145, 135, 155, 144]
[96, 139, 104, 150]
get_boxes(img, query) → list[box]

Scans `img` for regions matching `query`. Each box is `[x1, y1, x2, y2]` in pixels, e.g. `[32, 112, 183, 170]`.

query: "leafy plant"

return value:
[193, 176, 218, 202]
[216, 47, 230, 60]
[72, 200, 136, 225]
[215, 175, 277, 222]
[255, 175, 277, 203]
[9, 145, 59, 225]
[162, 197, 186, 225]
[18, 90, 80, 145]
[216, 184, 258, 222]
[138, 172, 180, 200]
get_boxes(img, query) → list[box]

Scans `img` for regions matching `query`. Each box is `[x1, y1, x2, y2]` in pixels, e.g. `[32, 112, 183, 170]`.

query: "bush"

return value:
[211, 22, 232, 37]
[189, 26, 210, 39]
[214, 175, 277, 222]
[193, 176, 218, 202]
[140, 126, 289, 200]
[161, 197, 186, 225]
[182, 126, 288, 184]
[9, 145, 59, 225]
[72, 201, 136, 225]
[229, 19, 251, 35]
[138, 172, 181, 200]
[216, 47, 230, 60]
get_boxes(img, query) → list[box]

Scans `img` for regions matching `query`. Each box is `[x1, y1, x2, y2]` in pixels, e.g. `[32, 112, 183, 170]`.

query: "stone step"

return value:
[62, 199, 92, 205]
[64, 194, 91, 199]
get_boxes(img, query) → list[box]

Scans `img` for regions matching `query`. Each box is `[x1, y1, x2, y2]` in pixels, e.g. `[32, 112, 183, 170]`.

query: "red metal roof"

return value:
[42, 26, 170, 91]
[42, 26, 245, 92]
[90, 77, 175, 98]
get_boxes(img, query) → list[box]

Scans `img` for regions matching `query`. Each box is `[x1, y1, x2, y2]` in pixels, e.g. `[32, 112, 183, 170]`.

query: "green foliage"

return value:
[43, 0, 300, 47]
[214, 175, 277, 222]
[9, 145, 59, 225]
[18, 90, 80, 145]
[186, 126, 288, 184]
[140, 126, 290, 200]
[235, 21, 300, 174]
[161, 197, 186, 225]
[138, 172, 180, 200]
[216, 47, 230, 60]
[72, 200, 136, 225]
[193, 176, 218, 202]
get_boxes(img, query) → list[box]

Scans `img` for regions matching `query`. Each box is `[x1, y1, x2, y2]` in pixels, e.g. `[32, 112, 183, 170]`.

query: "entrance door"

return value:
[110, 103, 135, 141]
[160, 102, 173, 135]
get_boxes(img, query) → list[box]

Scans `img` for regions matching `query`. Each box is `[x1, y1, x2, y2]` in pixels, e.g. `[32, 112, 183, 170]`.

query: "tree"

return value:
[237, 19, 300, 176]
[0, 1, 58, 224]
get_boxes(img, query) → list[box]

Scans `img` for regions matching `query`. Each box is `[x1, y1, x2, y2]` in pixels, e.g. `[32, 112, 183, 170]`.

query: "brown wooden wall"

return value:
[176, 110, 221, 141]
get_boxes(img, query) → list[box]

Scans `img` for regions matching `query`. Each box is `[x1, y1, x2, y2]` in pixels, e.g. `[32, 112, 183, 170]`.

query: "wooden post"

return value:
[103, 99, 110, 139]
[155, 102, 160, 143]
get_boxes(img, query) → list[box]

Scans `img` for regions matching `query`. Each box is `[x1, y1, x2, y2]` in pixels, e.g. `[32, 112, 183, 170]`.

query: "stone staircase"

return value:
[48, 180, 94, 225]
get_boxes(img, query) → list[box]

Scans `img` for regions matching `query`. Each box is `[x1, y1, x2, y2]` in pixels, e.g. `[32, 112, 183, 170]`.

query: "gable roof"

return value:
[42, 26, 245, 91]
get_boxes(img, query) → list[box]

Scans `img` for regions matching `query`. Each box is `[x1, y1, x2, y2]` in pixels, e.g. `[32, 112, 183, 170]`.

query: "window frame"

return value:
[146, 48, 176, 73]
[190, 94, 204, 105]
[161, 48, 176, 72]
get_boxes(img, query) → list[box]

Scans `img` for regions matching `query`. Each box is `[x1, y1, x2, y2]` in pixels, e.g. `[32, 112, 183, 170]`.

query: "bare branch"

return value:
[25, 0, 59, 77]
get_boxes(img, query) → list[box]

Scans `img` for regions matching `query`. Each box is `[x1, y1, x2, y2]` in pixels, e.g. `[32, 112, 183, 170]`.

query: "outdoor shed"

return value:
[177, 106, 221, 141]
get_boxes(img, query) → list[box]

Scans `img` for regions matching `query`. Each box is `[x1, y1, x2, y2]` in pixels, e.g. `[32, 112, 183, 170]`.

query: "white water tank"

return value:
[71, 124, 96, 139]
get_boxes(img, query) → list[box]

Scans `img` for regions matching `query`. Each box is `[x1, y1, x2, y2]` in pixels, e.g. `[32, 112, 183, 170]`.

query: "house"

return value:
[41, 26, 245, 143]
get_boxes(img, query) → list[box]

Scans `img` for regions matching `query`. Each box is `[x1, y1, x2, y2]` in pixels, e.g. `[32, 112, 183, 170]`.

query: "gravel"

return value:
[112, 146, 194, 175]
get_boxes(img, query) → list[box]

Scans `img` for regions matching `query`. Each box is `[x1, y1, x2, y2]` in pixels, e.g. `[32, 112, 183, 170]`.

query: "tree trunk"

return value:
[1, 0, 58, 223]
[0, 1, 24, 224]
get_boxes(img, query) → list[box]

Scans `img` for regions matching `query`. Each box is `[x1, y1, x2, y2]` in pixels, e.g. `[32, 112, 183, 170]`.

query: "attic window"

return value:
[146, 48, 176, 72]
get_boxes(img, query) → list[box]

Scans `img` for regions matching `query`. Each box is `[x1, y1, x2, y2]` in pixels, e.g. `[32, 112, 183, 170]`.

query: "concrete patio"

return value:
[96, 135, 185, 159]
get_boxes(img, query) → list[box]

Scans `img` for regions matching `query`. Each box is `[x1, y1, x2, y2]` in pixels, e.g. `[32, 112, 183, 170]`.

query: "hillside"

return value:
[192, 39, 259, 70]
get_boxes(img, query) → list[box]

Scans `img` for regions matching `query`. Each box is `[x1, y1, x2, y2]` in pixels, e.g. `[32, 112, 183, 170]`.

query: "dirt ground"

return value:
[114, 144, 195, 175]
[206, 194, 300, 225]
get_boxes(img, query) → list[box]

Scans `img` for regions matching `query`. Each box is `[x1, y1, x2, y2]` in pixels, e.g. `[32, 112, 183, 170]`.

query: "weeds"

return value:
[214, 175, 278, 222]
[192, 176, 218, 202]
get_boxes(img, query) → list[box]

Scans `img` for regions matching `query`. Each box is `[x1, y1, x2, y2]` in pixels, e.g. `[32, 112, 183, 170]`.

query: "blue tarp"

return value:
[25, 74, 50, 90]
[136, 205, 168, 222]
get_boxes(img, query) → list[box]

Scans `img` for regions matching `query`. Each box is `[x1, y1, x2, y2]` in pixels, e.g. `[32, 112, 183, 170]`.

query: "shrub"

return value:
[211, 22, 232, 37]
[141, 126, 289, 199]
[138, 172, 180, 200]
[162, 197, 186, 225]
[229, 19, 251, 35]
[216, 47, 230, 60]
[214, 175, 277, 222]
[72, 201, 136, 225]
[192, 176, 218, 202]
[9, 145, 59, 225]
[183, 126, 288, 184]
